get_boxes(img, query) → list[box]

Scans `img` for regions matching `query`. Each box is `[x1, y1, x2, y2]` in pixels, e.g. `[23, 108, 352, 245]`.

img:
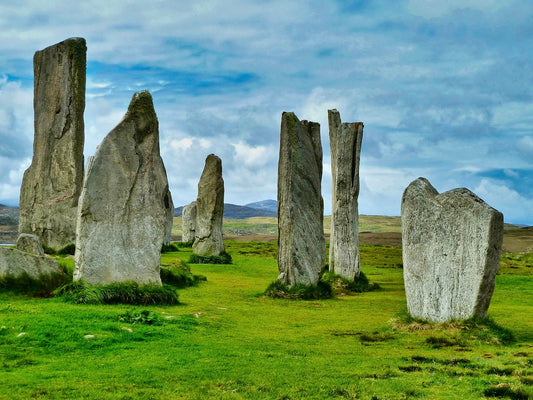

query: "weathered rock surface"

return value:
[163, 189, 174, 246]
[277, 112, 325, 286]
[19, 37, 86, 251]
[193, 155, 225, 256]
[328, 109, 363, 280]
[182, 201, 197, 243]
[401, 177, 504, 323]
[74, 91, 171, 285]
[0, 247, 61, 280]
[16, 233, 44, 256]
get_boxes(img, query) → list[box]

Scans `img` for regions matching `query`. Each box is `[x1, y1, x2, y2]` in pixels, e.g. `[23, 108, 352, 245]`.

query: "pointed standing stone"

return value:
[193, 155, 225, 256]
[328, 110, 363, 280]
[277, 112, 325, 286]
[182, 201, 197, 243]
[401, 177, 504, 323]
[19, 37, 86, 251]
[74, 91, 170, 285]
[16, 233, 45, 256]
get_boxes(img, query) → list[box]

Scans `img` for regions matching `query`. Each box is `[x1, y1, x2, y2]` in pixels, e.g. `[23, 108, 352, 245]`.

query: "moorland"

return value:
[0, 216, 531, 399]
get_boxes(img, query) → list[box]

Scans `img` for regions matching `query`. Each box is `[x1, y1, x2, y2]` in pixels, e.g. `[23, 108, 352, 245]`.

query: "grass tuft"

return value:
[161, 243, 179, 253]
[118, 309, 163, 325]
[189, 252, 232, 264]
[160, 259, 207, 288]
[57, 243, 76, 255]
[320, 271, 380, 295]
[483, 384, 530, 399]
[175, 239, 195, 248]
[54, 281, 180, 305]
[0, 271, 70, 297]
[265, 280, 333, 300]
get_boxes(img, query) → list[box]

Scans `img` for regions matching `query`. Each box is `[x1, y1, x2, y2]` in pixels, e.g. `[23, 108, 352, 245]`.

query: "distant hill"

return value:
[0, 204, 19, 225]
[245, 199, 277, 214]
[174, 202, 276, 219]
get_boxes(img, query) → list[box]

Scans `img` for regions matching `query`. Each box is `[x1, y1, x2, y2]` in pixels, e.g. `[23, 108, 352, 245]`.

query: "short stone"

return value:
[401, 177, 504, 323]
[182, 201, 197, 243]
[193, 155, 225, 256]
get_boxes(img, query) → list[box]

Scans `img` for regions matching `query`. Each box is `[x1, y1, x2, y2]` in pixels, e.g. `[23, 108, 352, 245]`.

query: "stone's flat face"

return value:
[16, 233, 44, 256]
[74, 91, 170, 286]
[328, 109, 363, 280]
[401, 177, 504, 323]
[193, 155, 225, 256]
[19, 38, 86, 251]
[163, 189, 174, 246]
[0, 247, 61, 280]
[277, 112, 325, 286]
[182, 201, 197, 243]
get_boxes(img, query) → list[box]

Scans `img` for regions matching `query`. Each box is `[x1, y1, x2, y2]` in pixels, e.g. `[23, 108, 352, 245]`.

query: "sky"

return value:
[1, 0, 532, 225]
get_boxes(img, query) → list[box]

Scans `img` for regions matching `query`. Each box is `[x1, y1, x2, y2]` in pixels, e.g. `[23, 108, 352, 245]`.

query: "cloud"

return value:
[1, 1, 533, 225]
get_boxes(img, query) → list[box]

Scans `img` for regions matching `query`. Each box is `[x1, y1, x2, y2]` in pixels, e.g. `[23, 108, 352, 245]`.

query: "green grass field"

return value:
[0, 241, 532, 399]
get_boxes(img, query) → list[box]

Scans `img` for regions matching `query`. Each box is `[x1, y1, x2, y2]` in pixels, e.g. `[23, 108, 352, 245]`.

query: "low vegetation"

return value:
[0, 238, 531, 399]
[188, 251, 232, 265]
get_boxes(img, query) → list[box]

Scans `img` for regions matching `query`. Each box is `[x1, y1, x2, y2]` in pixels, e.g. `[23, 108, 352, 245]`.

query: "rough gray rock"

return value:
[163, 189, 174, 246]
[401, 177, 504, 323]
[328, 109, 363, 280]
[0, 247, 61, 280]
[182, 201, 197, 243]
[277, 112, 325, 286]
[74, 91, 171, 285]
[19, 37, 86, 251]
[193, 155, 225, 256]
[16, 233, 44, 256]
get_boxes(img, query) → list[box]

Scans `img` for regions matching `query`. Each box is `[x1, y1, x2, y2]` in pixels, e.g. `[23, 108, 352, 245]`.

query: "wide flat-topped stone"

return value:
[277, 112, 325, 286]
[328, 109, 363, 280]
[19, 37, 86, 251]
[0, 247, 61, 280]
[74, 91, 171, 285]
[402, 177, 503, 322]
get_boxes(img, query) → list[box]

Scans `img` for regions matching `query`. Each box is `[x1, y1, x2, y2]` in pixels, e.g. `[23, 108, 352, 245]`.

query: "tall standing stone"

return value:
[328, 109, 363, 280]
[19, 37, 86, 250]
[182, 201, 197, 243]
[402, 177, 504, 323]
[193, 155, 225, 256]
[277, 112, 325, 286]
[74, 91, 170, 285]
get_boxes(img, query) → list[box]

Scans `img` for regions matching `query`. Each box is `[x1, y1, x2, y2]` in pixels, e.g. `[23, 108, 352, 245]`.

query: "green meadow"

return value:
[0, 241, 532, 399]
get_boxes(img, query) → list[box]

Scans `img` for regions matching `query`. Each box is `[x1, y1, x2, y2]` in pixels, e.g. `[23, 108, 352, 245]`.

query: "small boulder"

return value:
[0, 247, 61, 280]
[16, 233, 45, 256]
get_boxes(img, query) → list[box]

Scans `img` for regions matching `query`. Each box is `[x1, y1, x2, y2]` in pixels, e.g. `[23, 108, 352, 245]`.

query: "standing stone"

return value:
[193, 155, 225, 256]
[19, 37, 86, 251]
[74, 91, 170, 285]
[328, 109, 363, 280]
[163, 189, 174, 246]
[182, 201, 197, 243]
[277, 112, 325, 286]
[401, 177, 504, 323]
[16, 233, 45, 256]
